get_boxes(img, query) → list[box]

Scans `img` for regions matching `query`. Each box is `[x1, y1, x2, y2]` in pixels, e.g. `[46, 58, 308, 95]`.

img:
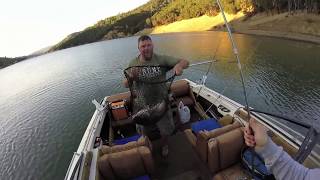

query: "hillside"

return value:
[48, 0, 320, 53]
[139, 11, 320, 44]
[47, 0, 219, 52]
[137, 12, 244, 34]
[0, 56, 28, 69]
[228, 12, 320, 43]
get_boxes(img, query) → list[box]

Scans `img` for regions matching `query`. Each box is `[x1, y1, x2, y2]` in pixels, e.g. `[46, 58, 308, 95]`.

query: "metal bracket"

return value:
[295, 127, 320, 163]
[92, 99, 104, 111]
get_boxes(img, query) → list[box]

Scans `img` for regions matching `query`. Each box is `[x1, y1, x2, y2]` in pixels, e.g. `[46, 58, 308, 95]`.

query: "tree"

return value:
[221, 0, 238, 14]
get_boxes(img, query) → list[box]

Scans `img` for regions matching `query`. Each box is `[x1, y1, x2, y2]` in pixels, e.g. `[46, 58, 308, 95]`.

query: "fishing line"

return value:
[195, 35, 223, 99]
[216, 0, 256, 178]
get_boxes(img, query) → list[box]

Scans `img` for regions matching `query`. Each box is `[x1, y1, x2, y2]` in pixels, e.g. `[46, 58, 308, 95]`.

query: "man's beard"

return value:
[143, 51, 153, 61]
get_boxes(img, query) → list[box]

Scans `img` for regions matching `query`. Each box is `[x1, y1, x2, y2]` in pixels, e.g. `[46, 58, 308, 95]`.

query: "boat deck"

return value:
[151, 132, 211, 180]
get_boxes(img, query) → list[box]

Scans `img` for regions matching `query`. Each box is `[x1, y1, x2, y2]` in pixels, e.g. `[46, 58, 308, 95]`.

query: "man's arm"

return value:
[244, 119, 320, 180]
[173, 59, 189, 76]
[123, 78, 129, 88]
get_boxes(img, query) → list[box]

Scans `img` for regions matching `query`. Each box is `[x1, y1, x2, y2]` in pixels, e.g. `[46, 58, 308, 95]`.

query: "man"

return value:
[123, 35, 189, 157]
[244, 119, 320, 180]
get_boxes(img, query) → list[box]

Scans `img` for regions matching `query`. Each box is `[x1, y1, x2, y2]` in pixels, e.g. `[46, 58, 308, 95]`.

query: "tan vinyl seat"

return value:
[106, 92, 131, 104]
[210, 128, 250, 179]
[184, 121, 241, 167]
[212, 163, 250, 180]
[184, 118, 250, 179]
[97, 136, 154, 180]
[207, 128, 244, 173]
[106, 80, 195, 127]
[170, 79, 196, 107]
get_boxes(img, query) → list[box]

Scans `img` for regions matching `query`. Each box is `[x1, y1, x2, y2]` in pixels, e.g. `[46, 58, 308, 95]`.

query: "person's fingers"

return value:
[245, 139, 255, 147]
[244, 124, 252, 135]
[249, 118, 256, 130]
[244, 126, 253, 136]
[244, 133, 255, 142]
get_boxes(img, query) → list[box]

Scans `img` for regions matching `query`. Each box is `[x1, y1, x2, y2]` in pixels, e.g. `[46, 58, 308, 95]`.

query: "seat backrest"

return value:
[98, 146, 154, 180]
[195, 121, 241, 163]
[170, 80, 195, 106]
[106, 92, 131, 104]
[207, 128, 244, 173]
[100, 136, 152, 154]
[97, 136, 154, 180]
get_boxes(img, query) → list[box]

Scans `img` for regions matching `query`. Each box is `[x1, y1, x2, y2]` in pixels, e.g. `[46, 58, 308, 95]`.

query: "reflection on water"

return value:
[0, 32, 319, 180]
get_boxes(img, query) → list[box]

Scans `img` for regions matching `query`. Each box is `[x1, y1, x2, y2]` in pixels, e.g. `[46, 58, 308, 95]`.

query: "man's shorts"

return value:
[136, 107, 175, 136]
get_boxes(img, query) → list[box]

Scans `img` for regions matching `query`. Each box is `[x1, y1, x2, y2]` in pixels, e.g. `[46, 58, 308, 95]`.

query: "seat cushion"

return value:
[114, 134, 141, 145]
[184, 129, 197, 147]
[212, 163, 250, 180]
[218, 115, 234, 126]
[191, 119, 221, 133]
[176, 96, 194, 106]
[217, 128, 244, 170]
[198, 122, 241, 140]
[170, 80, 190, 97]
[131, 175, 151, 180]
[195, 122, 241, 164]
[106, 92, 131, 103]
[100, 136, 151, 154]
[98, 146, 154, 180]
[207, 128, 244, 173]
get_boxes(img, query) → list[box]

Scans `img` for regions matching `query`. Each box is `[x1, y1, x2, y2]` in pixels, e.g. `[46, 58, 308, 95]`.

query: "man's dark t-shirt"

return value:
[127, 53, 179, 112]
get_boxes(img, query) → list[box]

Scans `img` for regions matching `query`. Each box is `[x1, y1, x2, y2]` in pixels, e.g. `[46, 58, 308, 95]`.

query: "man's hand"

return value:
[243, 118, 268, 150]
[123, 78, 129, 88]
[123, 67, 141, 88]
[173, 66, 183, 76]
[173, 59, 189, 76]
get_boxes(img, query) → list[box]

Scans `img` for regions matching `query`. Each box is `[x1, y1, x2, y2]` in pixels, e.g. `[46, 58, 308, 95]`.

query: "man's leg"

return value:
[156, 107, 175, 157]
[136, 124, 145, 136]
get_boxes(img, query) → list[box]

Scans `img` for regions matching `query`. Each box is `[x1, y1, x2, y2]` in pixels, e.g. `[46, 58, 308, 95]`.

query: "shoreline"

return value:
[228, 12, 320, 44]
[215, 29, 320, 44]
[137, 12, 320, 45]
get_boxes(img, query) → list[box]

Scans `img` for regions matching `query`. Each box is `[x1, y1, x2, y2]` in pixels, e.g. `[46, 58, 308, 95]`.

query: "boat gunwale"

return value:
[186, 78, 320, 166]
[65, 78, 320, 179]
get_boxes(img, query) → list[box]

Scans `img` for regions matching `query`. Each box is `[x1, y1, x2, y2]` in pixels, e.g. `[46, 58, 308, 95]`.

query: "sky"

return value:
[0, 0, 149, 57]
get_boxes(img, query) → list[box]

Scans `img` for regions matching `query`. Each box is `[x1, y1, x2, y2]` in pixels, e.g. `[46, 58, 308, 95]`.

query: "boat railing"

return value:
[64, 152, 83, 180]
[65, 98, 108, 180]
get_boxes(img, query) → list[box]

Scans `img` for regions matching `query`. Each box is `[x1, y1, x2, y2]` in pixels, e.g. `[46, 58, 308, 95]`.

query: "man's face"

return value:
[138, 40, 153, 60]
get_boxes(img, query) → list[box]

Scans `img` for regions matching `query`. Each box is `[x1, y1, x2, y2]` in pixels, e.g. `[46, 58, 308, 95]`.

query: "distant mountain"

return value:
[48, 0, 218, 52]
[0, 56, 28, 69]
[30, 46, 52, 56]
[47, 0, 320, 53]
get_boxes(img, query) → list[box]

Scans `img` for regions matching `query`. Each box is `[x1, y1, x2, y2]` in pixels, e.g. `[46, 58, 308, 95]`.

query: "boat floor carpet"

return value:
[151, 132, 212, 180]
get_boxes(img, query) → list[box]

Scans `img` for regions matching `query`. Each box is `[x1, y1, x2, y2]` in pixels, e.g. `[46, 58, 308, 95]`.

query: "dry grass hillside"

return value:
[229, 12, 320, 43]
[137, 12, 244, 34]
[137, 12, 320, 44]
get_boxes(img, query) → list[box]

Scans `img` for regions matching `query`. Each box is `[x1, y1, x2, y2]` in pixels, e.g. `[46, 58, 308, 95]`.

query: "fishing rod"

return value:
[216, 0, 251, 119]
[188, 60, 217, 67]
[215, 0, 257, 178]
[216, 0, 319, 166]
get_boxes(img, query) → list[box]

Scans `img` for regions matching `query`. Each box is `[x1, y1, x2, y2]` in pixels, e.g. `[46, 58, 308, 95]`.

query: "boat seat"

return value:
[113, 134, 141, 145]
[106, 92, 131, 104]
[106, 79, 195, 109]
[191, 118, 222, 133]
[212, 163, 250, 180]
[217, 115, 234, 126]
[170, 80, 196, 107]
[207, 127, 245, 173]
[97, 136, 154, 180]
[184, 121, 241, 173]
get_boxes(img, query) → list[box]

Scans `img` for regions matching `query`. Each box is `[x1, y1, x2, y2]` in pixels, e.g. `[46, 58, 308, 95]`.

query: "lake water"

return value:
[0, 32, 319, 180]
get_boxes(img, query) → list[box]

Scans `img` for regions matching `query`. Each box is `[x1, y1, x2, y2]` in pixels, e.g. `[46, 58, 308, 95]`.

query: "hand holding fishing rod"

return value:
[244, 118, 268, 150]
